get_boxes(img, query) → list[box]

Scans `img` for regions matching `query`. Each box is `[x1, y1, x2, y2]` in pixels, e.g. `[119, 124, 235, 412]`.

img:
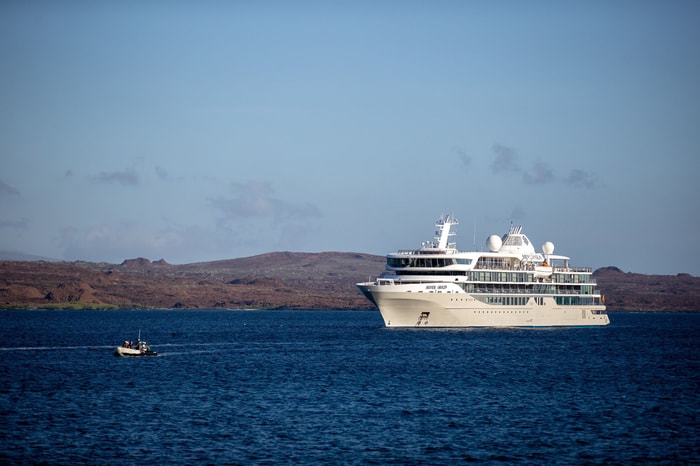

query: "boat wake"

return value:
[157, 350, 228, 357]
[156, 342, 243, 357]
[0, 345, 115, 352]
[0, 342, 240, 354]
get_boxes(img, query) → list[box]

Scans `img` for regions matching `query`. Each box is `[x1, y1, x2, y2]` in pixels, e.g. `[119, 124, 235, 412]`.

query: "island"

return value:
[0, 254, 697, 311]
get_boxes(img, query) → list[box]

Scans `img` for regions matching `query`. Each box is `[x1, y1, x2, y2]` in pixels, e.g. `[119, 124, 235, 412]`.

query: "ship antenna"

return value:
[473, 217, 476, 251]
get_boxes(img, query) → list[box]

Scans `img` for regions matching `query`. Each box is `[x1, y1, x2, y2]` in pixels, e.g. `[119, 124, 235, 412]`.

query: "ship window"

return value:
[504, 236, 522, 246]
[387, 258, 411, 268]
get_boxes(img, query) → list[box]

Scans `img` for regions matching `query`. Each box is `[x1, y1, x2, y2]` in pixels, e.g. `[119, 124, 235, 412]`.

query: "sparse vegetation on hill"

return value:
[0, 254, 697, 311]
[0, 253, 385, 310]
[593, 267, 700, 311]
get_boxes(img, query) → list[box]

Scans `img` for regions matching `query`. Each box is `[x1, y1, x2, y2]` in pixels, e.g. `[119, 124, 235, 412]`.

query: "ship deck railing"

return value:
[469, 287, 601, 295]
[473, 264, 592, 273]
[395, 249, 460, 255]
[376, 278, 600, 294]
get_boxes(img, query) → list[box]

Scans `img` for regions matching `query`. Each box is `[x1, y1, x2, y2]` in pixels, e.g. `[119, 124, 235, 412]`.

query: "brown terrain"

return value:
[592, 266, 699, 311]
[0, 254, 698, 311]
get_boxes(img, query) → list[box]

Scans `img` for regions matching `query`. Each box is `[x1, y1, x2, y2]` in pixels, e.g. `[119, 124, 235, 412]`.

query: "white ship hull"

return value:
[357, 215, 609, 328]
[358, 283, 609, 327]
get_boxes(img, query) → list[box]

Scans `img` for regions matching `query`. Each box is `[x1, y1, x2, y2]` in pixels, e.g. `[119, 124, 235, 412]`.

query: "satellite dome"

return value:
[542, 241, 555, 255]
[487, 235, 502, 252]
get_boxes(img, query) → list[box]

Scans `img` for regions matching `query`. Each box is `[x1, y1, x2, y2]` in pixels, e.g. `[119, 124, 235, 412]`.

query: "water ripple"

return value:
[0, 310, 698, 464]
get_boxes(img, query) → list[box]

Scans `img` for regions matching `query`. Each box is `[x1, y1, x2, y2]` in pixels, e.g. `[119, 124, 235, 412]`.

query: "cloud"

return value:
[491, 144, 520, 174]
[453, 145, 472, 166]
[0, 217, 29, 230]
[523, 161, 555, 185]
[209, 181, 322, 221]
[155, 166, 168, 180]
[206, 181, 323, 254]
[58, 223, 196, 263]
[51, 180, 324, 263]
[565, 169, 598, 189]
[95, 169, 140, 186]
[0, 180, 20, 197]
[488, 143, 599, 190]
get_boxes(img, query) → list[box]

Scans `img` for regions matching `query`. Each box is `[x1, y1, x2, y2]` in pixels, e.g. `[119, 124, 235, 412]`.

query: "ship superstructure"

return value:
[357, 215, 609, 327]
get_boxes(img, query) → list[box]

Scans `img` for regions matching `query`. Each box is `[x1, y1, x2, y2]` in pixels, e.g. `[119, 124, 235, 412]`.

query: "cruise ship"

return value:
[357, 215, 609, 327]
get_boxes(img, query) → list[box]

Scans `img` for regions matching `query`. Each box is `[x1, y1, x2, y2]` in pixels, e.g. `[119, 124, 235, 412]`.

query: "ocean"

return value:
[1, 310, 698, 464]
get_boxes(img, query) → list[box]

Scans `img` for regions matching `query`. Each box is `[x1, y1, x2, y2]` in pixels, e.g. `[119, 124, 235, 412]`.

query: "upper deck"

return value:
[386, 215, 589, 275]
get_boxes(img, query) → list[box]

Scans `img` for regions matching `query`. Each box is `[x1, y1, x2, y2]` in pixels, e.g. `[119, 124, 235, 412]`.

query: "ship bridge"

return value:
[496, 225, 536, 256]
[486, 224, 562, 266]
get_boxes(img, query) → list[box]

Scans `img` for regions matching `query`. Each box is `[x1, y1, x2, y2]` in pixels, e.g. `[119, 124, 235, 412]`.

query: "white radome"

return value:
[542, 241, 555, 255]
[486, 234, 502, 252]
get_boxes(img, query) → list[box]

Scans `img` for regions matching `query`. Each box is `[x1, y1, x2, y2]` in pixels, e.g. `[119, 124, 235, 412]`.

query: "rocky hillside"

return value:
[0, 253, 385, 310]
[593, 266, 700, 311]
[0, 254, 698, 311]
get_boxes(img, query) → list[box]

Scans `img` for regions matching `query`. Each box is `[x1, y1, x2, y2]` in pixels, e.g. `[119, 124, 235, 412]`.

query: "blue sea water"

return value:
[0, 310, 698, 465]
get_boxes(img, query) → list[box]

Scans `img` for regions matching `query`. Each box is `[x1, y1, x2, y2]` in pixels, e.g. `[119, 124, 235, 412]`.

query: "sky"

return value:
[1, 1, 699, 275]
